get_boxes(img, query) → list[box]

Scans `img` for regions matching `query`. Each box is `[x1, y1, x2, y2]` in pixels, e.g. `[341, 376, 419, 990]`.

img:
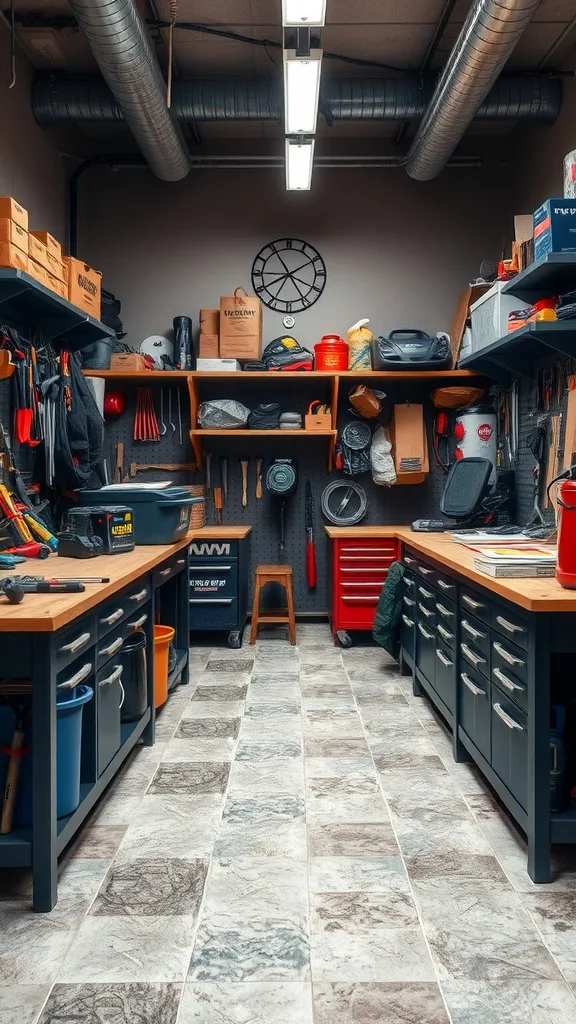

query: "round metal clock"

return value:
[251, 238, 326, 313]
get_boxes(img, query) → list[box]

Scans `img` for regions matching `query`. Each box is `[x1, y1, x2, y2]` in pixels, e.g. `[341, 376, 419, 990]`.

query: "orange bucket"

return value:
[153, 624, 175, 708]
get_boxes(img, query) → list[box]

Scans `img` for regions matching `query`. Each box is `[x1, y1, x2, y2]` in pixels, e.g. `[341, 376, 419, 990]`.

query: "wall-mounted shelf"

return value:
[0, 269, 114, 349]
[502, 253, 576, 302]
[459, 321, 576, 378]
[191, 428, 337, 436]
[83, 370, 191, 380]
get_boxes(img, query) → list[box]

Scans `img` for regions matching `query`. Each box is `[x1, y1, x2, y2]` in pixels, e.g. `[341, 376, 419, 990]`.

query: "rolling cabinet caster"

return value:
[336, 630, 353, 648]
[228, 629, 242, 649]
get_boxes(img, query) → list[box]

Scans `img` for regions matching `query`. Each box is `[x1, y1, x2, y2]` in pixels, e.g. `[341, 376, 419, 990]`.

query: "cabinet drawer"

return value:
[460, 587, 490, 625]
[417, 600, 436, 628]
[189, 596, 239, 630]
[190, 539, 239, 559]
[460, 638, 489, 680]
[491, 684, 528, 811]
[95, 610, 150, 670]
[123, 579, 151, 615]
[435, 572, 457, 599]
[435, 597, 457, 630]
[417, 582, 436, 607]
[435, 617, 456, 651]
[416, 562, 437, 587]
[491, 635, 528, 685]
[401, 610, 416, 662]
[97, 660, 123, 776]
[402, 573, 417, 593]
[338, 568, 389, 586]
[403, 552, 419, 570]
[154, 553, 188, 587]
[416, 618, 436, 686]
[459, 665, 490, 762]
[402, 593, 417, 614]
[190, 560, 238, 600]
[460, 614, 490, 662]
[491, 606, 529, 651]
[434, 639, 456, 713]
[56, 655, 94, 695]
[54, 614, 96, 673]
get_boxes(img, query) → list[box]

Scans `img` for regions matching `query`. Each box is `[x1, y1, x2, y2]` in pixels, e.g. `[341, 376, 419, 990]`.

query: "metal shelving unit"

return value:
[0, 269, 113, 349]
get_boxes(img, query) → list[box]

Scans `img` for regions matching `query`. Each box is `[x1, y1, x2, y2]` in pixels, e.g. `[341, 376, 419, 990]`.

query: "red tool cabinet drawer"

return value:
[332, 537, 399, 631]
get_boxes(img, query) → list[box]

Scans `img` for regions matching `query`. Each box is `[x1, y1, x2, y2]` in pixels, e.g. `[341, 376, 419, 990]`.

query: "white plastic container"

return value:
[469, 282, 522, 353]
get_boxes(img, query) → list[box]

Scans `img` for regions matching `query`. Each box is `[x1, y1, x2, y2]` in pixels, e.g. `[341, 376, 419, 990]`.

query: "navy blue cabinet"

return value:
[189, 533, 251, 647]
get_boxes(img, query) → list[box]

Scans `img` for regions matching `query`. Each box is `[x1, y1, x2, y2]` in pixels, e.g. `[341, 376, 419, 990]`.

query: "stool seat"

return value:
[250, 564, 296, 645]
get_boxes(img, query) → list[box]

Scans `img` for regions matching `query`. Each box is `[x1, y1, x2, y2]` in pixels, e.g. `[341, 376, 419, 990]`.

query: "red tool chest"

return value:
[331, 536, 399, 641]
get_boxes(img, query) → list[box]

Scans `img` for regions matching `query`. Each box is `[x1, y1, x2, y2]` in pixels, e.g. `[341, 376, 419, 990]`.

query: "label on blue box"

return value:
[534, 198, 576, 259]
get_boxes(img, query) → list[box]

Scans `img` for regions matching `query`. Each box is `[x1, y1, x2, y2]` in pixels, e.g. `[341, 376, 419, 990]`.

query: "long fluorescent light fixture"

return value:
[282, 0, 326, 26]
[286, 137, 315, 190]
[284, 48, 323, 135]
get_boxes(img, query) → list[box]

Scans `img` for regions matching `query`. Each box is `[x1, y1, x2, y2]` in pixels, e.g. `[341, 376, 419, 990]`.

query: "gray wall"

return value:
[80, 159, 510, 350]
[510, 75, 576, 211]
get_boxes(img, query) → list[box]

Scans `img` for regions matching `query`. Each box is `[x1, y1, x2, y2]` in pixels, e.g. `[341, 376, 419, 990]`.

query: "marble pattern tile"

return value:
[163, 737, 237, 762]
[179, 981, 314, 1024]
[311, 929, 436, 982]
[309, 856, 409, 895]
[307, 823, 399, 857]
[299, 681, 353, 698]
[57, 916, 197, 983]
[91, 857, 208, 917]
[38, 983, 182, 1024]
[244, 700, 301, 717]
[392, 816, 494, 858]
[204, 659, 254, 674]
[118, 796, 223, 859]
[305, 778, 388, 824]
[239, 717, 303, 742]
[0, 985, 51, 1024]
[200, 858, 309, 927]
[0, 903, 78, 984]
[226, 759, 305, 796]
[189, 922, 310, 982]
[305, 756, 376, 779]
[149, 762, 230, 795]
[235, 741, 302, 761]
[303, 710, 364, 739]
[214, 821, 307, 859]
[304, 737, 370, 758]
[312, 982, 450, 1024]
[405, 852, 509, 889]
[66, 826, 128, 860]
[192, 685, 248, 702]
[440, 978, 576, 1024]
[223, 795, 304, 825]
[176, 718, 241, 739]
[181, 702, 245, 719]
[523, 893, 576, 985]
[311, 890, 419, 932]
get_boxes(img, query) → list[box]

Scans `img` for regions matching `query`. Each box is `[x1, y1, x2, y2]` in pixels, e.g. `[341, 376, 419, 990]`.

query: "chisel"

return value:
[214, 487, 223, 525]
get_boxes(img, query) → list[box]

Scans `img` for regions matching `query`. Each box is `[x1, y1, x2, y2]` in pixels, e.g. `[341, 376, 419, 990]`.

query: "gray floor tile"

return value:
[149, 762, 230, 795]
[192, 685, 248, 702]
[441, 979, 576, 1023]
[91, 857, 208, 917]
[307, 823, 399, 857]
[309, 856, 409, 894]
[235, 741, 302, 761]
[312, 982, 450, 1024]
[57, 916, 197, 982]
[176, 718, 241, 739]
[118, 796, 223, 859]
[0, 985, 51, 1024]
[311, 889, 419, 931]
[523, 893, 576, 986]
[189, 922, 310, 982]
[311, 929, 436, 982]
[179, 982, 314, 1023]
[163, 737, 237, 762]
[0, 904, 77, 984]
[65, 825, 128, 860]
[38, 983, 182, 1024]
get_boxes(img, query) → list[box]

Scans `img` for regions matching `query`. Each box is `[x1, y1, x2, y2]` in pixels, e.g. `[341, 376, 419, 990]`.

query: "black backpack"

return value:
[54, 350, 105, 489]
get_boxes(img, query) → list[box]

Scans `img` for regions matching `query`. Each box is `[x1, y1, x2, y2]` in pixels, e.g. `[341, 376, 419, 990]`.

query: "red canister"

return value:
[314, 335, 349, 371]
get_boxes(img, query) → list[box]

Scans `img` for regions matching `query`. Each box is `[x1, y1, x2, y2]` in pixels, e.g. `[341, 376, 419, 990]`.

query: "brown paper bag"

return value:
[219, 286, 262, 360]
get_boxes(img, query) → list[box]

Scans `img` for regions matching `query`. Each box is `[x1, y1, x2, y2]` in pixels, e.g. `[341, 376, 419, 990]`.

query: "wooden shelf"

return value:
[83, 368, 483, 382]
[190, 429, 337, 436]
[83, 370, 192, 379]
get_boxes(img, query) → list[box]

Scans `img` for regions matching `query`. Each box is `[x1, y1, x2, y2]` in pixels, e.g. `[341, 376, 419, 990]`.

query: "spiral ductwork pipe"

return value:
[67, 0, 190, 181]
[405, 0, 543, 180]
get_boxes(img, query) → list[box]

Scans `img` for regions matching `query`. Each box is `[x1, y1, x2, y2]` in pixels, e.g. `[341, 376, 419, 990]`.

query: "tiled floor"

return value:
[2, 624, 576, 1023]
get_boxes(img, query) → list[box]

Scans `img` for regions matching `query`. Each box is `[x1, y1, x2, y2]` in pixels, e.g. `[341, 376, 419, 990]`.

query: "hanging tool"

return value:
[240, 459, 249, 509]
[159, 389, 167, 435]
[129, 462, 195, 477]
[115, 442, 124, 484]
[177, 389, 183, 445]
[266, 459, 298, 552]
[220, 457, 228, 505]
[168, 389, 176, 434]
[0, 485, 33, 544]
[0, 701, 30, 835]
[256, 458, 263, 499]
[16, 507, 58, 550]
[0, 422, 29, 507]
[205, 451, 212, 506]
[214, 487, 223, 525]
[305, 479, 317, 588]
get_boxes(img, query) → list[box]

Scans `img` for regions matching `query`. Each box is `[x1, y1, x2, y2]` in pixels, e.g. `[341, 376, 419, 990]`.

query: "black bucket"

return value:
[82, 339, 113, 370]
[119, 630, 148, 722]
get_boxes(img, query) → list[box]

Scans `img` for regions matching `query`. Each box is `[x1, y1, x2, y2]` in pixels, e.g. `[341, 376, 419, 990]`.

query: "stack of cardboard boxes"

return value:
[0, 195, 102, 320]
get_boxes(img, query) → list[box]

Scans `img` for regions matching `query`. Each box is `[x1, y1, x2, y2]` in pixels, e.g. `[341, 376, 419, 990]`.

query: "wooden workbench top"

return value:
[188, 526, 252, 540]
[0, 538, 190, 633]
[326, 525, 576, 613]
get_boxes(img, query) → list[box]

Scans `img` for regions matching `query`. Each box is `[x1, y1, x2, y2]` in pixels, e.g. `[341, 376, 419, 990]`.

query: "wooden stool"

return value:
[250, 564, 296, 645]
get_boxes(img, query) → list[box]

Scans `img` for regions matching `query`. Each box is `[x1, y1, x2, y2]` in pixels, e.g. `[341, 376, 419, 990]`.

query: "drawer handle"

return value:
[190, 598, 233, 605]
[418, 566, 434, 576]
[158, 567, 172, 577]
[461, 672, 485, 697]
[57, 662, 92, 690]
[58, 630, 91, 655]
[462, 619, 487, 641]
[404, 555, 416, 564]
[404, 578, 415, 588]
[176, 558, 186, 566]
[402, 614, 414, 627]
[418, 603, 434, 618]
[418, 622, 433, 640]
[190, 564, 232, 571]
[461, 642, 486, 666]
[127, 613, 147, 629]
[437, 579, 454, 591]
[98, 637, 124, 658]
[99, 664, 123, 687]
[493, 667, 524, 694]
[496, 615, 525, 636]
[437, 624, 454, 642]
[462, 594, 484, 611]
[342, 596, 378, 603]
[130, 588, 148, 602]
[493, 701, 524, 731]
[418, 586, 434, 599]
[403, 596, 416, 607]
[342, 546, 393, 553]
[436, 603, 453, 619]
[340, 566, 387, 573]
[493, 641, 524, 667]
[436, 649, 453, 668]
[100, 608, 124, 626]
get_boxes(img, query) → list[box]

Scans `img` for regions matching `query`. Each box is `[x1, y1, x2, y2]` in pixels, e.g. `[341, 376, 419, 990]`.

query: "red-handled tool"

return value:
[4, 541, 50, 559]
[305, 479, 317, 589]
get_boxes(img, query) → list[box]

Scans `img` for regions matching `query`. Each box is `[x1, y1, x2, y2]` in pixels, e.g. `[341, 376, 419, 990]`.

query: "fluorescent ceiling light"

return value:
[284, 48, 323, 135]
[286, 137, 315, 190]
[282, 0, 326, 26]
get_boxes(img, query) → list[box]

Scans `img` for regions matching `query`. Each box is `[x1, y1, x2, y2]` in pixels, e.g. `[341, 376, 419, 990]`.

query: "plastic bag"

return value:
[371, 426, 396, 486]
[347, 318, 373, 370]
[198, 400, 250, 429]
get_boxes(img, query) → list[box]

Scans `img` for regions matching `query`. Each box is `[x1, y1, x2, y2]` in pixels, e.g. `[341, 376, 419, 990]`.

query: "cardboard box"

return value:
[199, 334, 219, 359]
[305, 413, 332, 431]
[390, 403, 428, 485]
[27, 259, 49, 289]
[0, 218, 28, 254]
[110, 353, 146, 371]
[63, 256, 102, 319]
[46, 271, 66, 299]
[200, 308, 219, 335]
[0, 242, 28, 273]
[45, 248, 64, 282]
[30, 230, 61, 260]
[0, 197, 28, 231]
[28, 234, 48, 269]
[219, 288, 262, 361]
[534, 198, 576, 260]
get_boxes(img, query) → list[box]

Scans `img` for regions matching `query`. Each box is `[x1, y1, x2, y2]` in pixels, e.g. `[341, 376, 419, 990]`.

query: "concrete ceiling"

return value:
[13, 0, 576, 143]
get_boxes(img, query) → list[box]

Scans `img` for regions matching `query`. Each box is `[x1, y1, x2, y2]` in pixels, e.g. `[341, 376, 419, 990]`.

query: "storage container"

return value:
[154, 625, 175, 708]
[314, 335, 349, 371]
[469, 282, 523, 353]
[119, 630, 147, 722]
[534, 198, 576, 259]
[77, 486, 200, 544]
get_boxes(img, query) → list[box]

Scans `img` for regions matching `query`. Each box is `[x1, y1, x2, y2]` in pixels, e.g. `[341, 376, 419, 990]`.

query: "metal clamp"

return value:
[462, 593, 484, 611]
[462, 619, 487, 641]
[461, 672, 485, 697]
[493, 667, 524, 694]
[496, 615, 524, 636]
[417, 622, 433, 640]
[98, 637, 124, 658]
[130, 588, 148, 602]
[493, 640, 524, 667]
[57, 662, 93, 690]
[437, 624, 454, 642]
[99, 665, 123, 687]
[100, 608, 124, 626]
[402, 614, 414, 627]
[493, 702, 524, 731]
[58, 630, 91, 655]
[461, 642, 486, 666]
[127, 613, 147, 629]
[436, 649, 453, 668]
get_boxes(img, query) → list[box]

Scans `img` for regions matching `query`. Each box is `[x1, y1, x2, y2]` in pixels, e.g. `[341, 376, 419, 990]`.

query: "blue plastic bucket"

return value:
[0, 684, 93, 825]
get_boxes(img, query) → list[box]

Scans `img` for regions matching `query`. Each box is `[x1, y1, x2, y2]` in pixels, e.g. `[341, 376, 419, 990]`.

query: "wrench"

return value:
[168, 389, 176, 434]
[159, 389, 167, 435]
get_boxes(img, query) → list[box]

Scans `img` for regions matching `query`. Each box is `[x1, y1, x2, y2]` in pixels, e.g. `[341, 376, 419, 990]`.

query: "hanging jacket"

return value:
[372, 560, 405, 659]
[53, 350, 105, 490]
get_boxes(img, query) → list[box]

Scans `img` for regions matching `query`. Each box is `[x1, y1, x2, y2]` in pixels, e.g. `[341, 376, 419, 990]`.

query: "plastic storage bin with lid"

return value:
[77, 484, 200, 544]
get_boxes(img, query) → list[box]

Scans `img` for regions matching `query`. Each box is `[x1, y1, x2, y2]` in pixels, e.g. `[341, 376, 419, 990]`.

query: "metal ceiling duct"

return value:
[405, 0, 543, 180]
[33, 72, 560, 125]
[66, 0, 190, 181]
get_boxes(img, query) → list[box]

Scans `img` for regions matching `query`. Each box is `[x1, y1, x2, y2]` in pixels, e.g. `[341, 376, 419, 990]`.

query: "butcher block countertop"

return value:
[326, 525, 575, 614]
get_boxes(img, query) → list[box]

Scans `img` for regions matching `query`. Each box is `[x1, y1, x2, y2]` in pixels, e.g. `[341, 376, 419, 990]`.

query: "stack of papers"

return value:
[467, 544, 557, 578]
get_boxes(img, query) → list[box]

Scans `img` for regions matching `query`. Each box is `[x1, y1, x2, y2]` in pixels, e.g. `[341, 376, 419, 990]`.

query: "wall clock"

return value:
[251, 238, 326, 313]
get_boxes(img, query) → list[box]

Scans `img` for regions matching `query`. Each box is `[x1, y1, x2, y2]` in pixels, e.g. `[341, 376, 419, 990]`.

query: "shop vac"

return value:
[266, 459, 298, 552]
